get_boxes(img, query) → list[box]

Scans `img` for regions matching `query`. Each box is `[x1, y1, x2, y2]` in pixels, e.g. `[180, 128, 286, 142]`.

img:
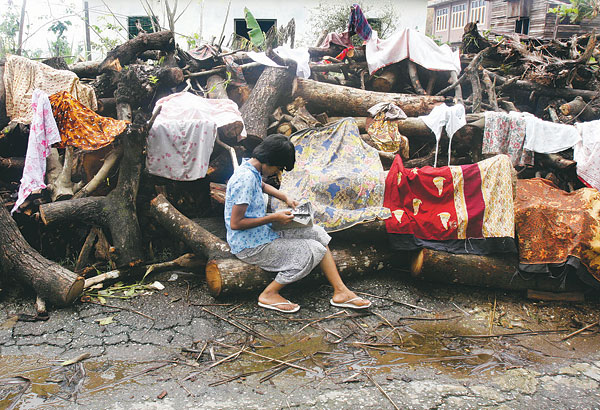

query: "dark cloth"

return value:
[388, 233, 517, 255]
[348, 4, 372, 42]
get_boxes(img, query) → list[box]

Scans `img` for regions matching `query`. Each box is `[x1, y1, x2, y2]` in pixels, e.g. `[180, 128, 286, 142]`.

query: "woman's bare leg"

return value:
[320, 248, 370, 307]
[258, 280, 299, 311]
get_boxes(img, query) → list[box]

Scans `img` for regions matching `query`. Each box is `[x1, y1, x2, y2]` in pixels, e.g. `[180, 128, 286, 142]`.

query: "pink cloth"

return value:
[365, 29, 461, 75]
[317, 32, 353, 49]
[11, 89, 61, 214]
[146, 92, 245, 181]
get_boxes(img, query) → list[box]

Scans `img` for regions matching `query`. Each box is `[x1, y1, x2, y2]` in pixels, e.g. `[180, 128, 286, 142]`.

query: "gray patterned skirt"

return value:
[235, 225, 331, 285]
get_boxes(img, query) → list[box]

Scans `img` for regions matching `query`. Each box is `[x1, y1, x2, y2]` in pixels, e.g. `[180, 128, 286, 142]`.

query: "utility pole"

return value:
[16, 0, 27, 55]
[84, 1, 92, 60]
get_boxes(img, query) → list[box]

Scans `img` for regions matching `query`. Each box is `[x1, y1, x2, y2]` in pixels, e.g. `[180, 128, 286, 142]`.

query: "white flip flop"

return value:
[258, 300, 300, 313]
[330, 297, 372, 309]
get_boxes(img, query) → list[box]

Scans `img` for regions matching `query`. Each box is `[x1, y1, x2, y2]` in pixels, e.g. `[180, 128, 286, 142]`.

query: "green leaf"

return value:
[244, 7, 265, 49]
[97, 296, 107, 304]
[96, 316, 114, 325]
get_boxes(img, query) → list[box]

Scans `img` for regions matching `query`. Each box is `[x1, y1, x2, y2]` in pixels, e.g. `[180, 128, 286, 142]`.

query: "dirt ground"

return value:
[1, 268, 600, 409]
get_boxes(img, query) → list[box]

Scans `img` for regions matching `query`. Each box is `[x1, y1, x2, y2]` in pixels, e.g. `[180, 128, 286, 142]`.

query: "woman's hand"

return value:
[272, 209, 295, 224]
[284, 196, 300, 209]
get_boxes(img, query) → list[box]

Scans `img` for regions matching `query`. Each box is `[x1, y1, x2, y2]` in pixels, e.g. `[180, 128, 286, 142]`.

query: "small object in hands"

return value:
[271, 201, 314, 230]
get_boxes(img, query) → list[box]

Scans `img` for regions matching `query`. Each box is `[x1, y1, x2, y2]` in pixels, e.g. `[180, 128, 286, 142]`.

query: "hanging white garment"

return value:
[575, 120, 600, 192]
[246, 45, 311, 79]
[12, 89, 61, 214]
[524, 116, 581, 153]
[419, 104, 466, 167]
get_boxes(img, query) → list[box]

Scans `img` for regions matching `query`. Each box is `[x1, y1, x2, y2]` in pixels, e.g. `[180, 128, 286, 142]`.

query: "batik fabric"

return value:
[272, 118, 391, 232]
[49, 91, 128, 150]
[516, 178, 600, 284]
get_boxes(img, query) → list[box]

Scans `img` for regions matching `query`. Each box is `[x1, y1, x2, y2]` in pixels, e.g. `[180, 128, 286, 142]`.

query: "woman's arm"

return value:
[262, 182, 299, 209]
[230, 203, 294, 230]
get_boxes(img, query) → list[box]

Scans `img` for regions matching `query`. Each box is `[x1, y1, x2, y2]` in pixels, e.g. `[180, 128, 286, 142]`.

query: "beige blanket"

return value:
[4, 55, 97, 124]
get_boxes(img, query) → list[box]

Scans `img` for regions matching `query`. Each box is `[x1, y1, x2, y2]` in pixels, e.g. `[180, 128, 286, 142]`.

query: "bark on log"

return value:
[46, 146, 76, 201]
[407, 61, 426, 95]
[371, 68, 398, 93]
[559, 96, 598, 121]
[410, 248, 585, 292]
[0, 196, 84, 306]
[98, 31, 175, 73]
[70, 61, 100, 78]
[292, 77, 445, 117]
[208, 243, 393, 297]
[241, 66, 295, 141]
[149, 194, 394, 296]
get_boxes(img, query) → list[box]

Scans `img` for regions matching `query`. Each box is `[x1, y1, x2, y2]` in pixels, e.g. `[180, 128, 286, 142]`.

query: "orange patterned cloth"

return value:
[515, 178, 600, 282]
[49, 91, 128, 150]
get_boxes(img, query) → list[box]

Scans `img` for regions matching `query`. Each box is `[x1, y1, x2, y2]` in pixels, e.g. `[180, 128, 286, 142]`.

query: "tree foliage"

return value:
[0, 2, 20, 58]
[306, 1, 399, 46]
[550, 0, 600, 24]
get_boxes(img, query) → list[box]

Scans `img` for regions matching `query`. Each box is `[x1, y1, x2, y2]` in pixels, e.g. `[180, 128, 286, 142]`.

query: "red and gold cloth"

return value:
[516, 178, 600, 282]
[49, 91, 128, 151]
[384, 154, 514, 240]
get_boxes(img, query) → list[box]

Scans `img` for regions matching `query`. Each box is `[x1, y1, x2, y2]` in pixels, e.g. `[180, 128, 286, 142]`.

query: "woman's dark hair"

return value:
[251, 134, 295, 171]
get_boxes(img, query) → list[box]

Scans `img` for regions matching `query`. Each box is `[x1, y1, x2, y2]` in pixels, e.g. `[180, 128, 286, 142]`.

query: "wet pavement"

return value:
[1, 269, 600, 409]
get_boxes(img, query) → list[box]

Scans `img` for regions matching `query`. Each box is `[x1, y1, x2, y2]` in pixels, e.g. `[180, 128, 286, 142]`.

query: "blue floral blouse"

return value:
[225, 159, 279, 254]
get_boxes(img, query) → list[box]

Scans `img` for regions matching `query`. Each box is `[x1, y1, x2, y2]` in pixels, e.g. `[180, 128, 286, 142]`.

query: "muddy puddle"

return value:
[2, 300, 600, 407]
[0, 356, 152, 409]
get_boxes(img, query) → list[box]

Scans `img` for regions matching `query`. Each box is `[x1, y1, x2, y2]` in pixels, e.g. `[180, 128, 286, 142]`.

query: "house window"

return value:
[435, 8, 449, 32]
[451, 4, 467, 29]
[234, 18, 276, 41]
[515, 17, 530, 34]
[127, 16, 158, 39]
[469, 0, 487, 25]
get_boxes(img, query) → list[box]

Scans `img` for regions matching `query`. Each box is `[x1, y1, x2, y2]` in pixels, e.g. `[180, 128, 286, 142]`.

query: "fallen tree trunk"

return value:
[241, 66, 295, 141]
[292, 77, 445, 117]
[39, 101, 149, 267]
[0, 196, 84, 306]
[149, 194, 394, 296]
[98, 31, 175, 73]
[410, 248, 585, 292]
[485, 69, 600, 101]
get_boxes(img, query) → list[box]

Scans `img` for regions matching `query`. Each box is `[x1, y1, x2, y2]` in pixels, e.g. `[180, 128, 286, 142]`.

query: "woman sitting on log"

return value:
[224, 134, 371, 313]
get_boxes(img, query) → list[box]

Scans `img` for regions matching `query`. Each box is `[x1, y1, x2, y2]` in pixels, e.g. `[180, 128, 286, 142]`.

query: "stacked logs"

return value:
[2, 21, 599, 305]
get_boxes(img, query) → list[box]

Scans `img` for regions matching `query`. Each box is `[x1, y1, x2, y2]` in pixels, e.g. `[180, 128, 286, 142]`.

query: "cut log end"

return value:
[206, 260, 223, 296]
[65, 276, 86, 305]
[410, 249, 425, 275]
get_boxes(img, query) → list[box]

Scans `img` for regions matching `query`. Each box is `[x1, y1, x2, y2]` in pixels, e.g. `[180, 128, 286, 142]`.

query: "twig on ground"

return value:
[561, 321, 600, 341]
[355, 291, 431, 312]
[201, 307, 272, 341]
[363, 369, 400, 410]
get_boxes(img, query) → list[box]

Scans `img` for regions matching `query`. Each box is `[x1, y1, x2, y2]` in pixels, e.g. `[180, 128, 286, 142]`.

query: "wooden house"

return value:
[428, 0, 600, 46]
